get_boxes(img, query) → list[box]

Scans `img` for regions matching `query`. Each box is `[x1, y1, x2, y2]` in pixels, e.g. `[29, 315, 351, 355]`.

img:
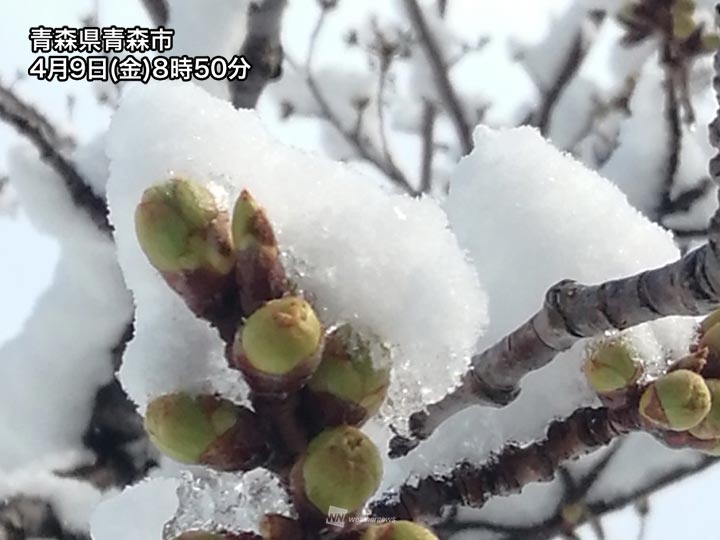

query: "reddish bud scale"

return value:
[176, 531, 261, 540]
[259, 514, 304, 540]
[232, 190, 288, 316]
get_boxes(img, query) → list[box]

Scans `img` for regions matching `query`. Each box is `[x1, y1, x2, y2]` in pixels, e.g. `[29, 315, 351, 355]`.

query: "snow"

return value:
[164, 469, 292, 536]
[106, 81, 487, 424]
[0, 458, 106, 534]
[378, 126, 700, 518]
[0, 141, 132, 469]
[600, 58, 667, 219]
[90, 477, 180, 540]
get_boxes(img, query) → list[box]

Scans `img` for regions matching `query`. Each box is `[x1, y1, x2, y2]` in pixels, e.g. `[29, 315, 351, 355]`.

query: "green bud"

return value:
[700, 319, 720, 351]
[135, 178, 234, 275]
[702, 33, 720, 53]
[234, 296, 323, 393]
[700, 439, 720, 456]
[306, 326, 390, 427]
[690, 379, 720, 439]
[672, 8, 696, 40]
[361, 521, 439, 540]
[700, 309, 720, 334]
[583, 340, 641, 394]
[291, 426, 382, 516]
[639, 369, 711, 431]
[145, 393, 268, 471]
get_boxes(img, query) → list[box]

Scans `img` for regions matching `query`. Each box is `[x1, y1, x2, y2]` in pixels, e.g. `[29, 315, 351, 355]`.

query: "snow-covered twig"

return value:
[390, 215, 720, 454]
[0, 81, 111, 233]
[230, 0, 288, 109]
[140, 0, 168, 26]
[402, 0, 473, 154]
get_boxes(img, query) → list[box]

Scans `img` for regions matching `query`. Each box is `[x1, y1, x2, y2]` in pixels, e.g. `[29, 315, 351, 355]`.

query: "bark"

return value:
[0, 81, 111, 234]
[377, 406, 642, 523]
[230, 0, 288, 110]
[402, 0, 473, 155]
[140, 0, 169, 26]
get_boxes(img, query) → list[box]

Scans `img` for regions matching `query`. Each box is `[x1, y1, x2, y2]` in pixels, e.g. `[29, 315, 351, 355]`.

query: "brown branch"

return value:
[436, 441, 624, 538]
[230, 0, 288, 109]
[140, 0, 168, 26]
[375, 406, 642, 523]
[402, 0, 473, 155]
[0, 81, 111, 234]
[390, 209, 720, 455]
[494, 457, 718, 540]
[657, 61, 683, 223]
[419, 101, 437, 193]
[533, 30, 586, 135]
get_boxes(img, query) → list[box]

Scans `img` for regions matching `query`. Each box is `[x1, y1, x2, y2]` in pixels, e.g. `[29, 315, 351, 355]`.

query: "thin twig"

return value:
[419, 100, 437, 193]
[297, 11, 418, 195]
[657, 61, 683, 222]
[375, 405, 642, 522]
[533, 29, 587, 135]
[0, 81, 111, 233]
[402, 0, 473, 154]
[140, 0, 168, 26]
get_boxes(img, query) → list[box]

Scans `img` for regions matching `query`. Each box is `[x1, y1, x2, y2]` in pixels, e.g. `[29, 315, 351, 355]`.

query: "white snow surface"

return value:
[90, 477, 180, 540]
[106, 81, 487, 421]
[0, 142, 132, 469]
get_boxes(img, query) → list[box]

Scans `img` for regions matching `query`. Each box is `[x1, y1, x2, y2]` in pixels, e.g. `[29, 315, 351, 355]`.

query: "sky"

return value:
[1, 1, 720, 539]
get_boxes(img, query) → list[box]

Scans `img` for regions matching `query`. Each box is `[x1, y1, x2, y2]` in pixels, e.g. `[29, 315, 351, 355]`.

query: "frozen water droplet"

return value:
[163, 469, 292, 537]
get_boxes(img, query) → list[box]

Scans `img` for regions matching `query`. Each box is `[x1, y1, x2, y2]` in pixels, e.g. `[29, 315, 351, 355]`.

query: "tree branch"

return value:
[390, 210, 720, 455]
[140, 0, 169, 26]
[657, 61, 683, 223]
[532, 30, 586, 135]
[293, 10, 418, 195]
[419, 101, 437, 193]
[402, 0, 473, 155]
[375, 406, 642, 523]
[230, 0, 288, 109]
[0, 81, 111, 234]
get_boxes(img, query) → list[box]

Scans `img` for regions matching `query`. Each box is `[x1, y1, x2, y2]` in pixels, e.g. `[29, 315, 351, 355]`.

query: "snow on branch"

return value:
[0, 81, 111, 234]
[391, 123, 720, 455]
[230, 0, 288, 109]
